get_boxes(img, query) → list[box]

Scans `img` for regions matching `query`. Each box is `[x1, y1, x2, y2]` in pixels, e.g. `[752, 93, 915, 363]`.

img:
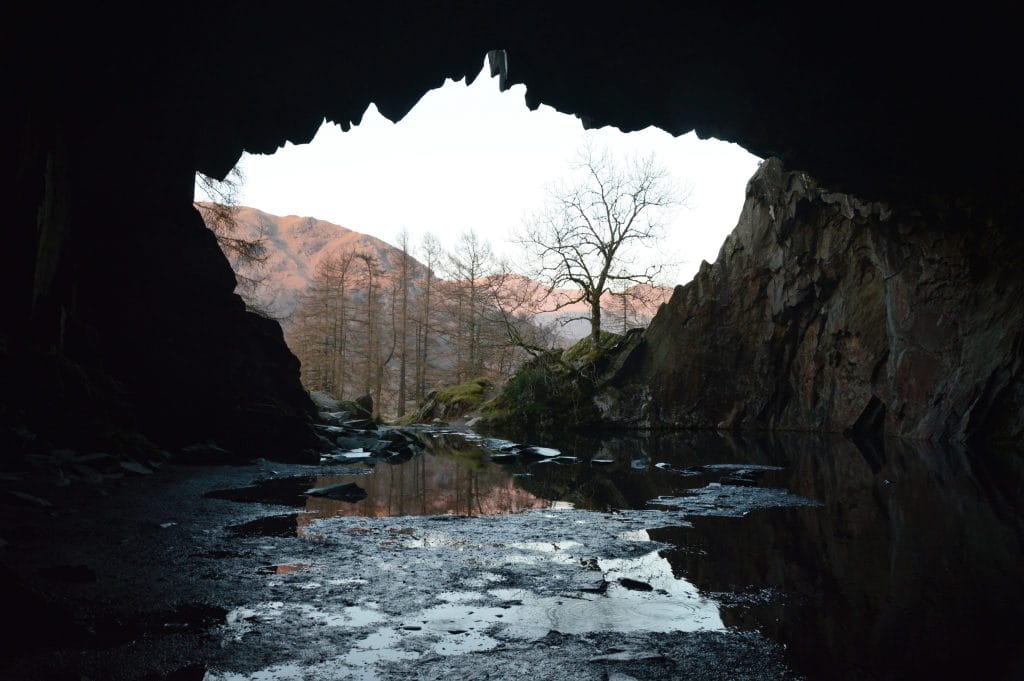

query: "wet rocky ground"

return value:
[2, 428, 1021, 680]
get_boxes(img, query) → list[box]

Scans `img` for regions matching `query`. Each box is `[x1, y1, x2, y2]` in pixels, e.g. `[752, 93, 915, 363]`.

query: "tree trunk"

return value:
[418, 269, 432, 399]
[397, 250, 409, 417]
[468, 278, 478, 377]
[590, 296, 602, 344]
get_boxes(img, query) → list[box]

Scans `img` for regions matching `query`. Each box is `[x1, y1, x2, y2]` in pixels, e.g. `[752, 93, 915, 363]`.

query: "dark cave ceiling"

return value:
[7, 4, 1022, 205]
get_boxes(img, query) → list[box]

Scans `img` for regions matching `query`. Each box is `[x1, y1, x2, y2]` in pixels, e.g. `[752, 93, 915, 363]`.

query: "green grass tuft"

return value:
[560, 331, 623, 367]
[434, 377, 492, 411]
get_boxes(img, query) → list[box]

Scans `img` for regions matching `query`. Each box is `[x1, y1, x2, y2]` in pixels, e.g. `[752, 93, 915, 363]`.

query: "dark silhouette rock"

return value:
[595, 159, 1024, 443]
[305, 482, 368, 503]
[618, 578, 654, 592]
[354, 394, 374, 418]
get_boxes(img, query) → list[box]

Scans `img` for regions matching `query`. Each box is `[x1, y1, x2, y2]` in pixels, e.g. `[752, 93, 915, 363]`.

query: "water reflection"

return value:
[318, 429, 767, 516]
[211, 429, 810, 521]
[635, 434, 1024, 681]
[481, 428, 1024, 679]
[303, 446, 550, 519]
[212, 426, 1024, 679]
[499, 429, 799, 511]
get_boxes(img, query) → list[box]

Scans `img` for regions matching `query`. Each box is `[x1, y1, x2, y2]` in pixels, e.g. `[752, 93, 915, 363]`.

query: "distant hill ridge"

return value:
[202, 204, 671, 338]
[202, 205, 428, 320]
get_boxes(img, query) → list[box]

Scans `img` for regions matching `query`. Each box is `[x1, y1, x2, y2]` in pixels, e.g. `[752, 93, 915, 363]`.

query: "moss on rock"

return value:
[398, 377, 494, 425]
[478, 333, 630, 435]
[560, 331, 623, 367]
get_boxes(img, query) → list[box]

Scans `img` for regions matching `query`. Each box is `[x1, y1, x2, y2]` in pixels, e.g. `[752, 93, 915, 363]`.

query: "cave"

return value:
[3, 4, 1023, 679]
[5, 4, 1022, 457]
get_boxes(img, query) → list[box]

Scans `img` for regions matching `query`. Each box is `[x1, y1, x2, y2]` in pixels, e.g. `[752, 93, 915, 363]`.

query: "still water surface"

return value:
[211, 428, 1024, 680]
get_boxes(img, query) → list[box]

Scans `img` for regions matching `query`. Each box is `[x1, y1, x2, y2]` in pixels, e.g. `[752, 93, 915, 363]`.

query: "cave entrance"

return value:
[195, 58, 760, 419]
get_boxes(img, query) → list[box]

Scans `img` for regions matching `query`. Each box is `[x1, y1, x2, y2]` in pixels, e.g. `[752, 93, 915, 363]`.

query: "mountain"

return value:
[200, 204, 425, 320]
[202, 204, 671, 340]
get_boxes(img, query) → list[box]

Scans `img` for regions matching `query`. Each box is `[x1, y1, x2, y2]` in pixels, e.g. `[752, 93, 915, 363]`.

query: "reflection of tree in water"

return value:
[298, 446, 548, 525]
[425, 434, 545, 517]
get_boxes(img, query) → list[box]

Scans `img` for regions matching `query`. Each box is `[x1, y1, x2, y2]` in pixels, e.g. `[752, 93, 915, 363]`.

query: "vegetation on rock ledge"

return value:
[479, 332, 628, 434]
[397, 377, 495, 425]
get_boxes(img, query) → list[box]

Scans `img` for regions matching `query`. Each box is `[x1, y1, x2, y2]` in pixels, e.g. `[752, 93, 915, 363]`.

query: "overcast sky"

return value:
[214, 62, 761, 285]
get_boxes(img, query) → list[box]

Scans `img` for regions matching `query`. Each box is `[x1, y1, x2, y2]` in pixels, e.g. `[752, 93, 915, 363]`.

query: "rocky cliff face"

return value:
[0, 184, 319, 461]
[596, 159, 1024, 442]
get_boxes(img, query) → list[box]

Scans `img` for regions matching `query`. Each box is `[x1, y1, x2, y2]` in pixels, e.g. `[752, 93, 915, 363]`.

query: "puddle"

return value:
[206, 476, 331, 506]
[203, 431, 1024, 680]
[647, 484, 821, 517]
[212, 506, 730, 679]
[208, 453, 555, 524]
[403, 571, 722, 643]
[207, 430, 792, 531]
[227, 514, 301, 538]
[205, 663, 307, 681]
[208, 429, 822, 676]
[477, 547, 723, 636]
[258, 563, 309, 574]
[341, 628, 424, 667]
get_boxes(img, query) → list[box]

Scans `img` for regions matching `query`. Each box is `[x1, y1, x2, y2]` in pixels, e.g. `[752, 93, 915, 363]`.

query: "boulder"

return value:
[402, 378, 493, 424]
[354, 394, 374, 418]
[309, 391, 343, 412]
[305, 482, 368, 503]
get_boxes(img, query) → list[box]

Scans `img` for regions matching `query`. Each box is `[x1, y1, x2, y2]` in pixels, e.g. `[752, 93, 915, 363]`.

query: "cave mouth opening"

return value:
[194, 57, 761, 417]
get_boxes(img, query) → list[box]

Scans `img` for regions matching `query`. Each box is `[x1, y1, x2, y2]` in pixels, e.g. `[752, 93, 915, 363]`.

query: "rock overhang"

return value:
[3, 3, 1022, 456]
[8, 4, 1020, 205]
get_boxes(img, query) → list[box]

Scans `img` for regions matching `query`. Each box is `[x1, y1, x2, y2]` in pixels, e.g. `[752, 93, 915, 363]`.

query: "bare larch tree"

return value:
[194, 164, 273, 316]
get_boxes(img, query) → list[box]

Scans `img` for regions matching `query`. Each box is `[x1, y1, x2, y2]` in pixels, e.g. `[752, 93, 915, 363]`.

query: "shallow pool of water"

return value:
[203, 429, 1024, 680]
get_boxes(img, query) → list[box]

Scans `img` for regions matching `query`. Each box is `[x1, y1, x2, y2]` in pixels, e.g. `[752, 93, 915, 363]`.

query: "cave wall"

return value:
[2, 118, 317, 456]
[595, 159, 1024, 442]
[3, 4, 1022, 454]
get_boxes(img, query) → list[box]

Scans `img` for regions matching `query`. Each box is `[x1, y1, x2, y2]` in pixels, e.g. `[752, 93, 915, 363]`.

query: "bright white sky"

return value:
[219, 61, 761, 286]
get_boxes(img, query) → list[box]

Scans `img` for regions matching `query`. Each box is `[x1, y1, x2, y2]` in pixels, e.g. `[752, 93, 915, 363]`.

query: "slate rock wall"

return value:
[596, 159, 1024, 442]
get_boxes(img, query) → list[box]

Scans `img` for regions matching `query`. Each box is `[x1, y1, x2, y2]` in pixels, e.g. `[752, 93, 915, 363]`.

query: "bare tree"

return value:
[289, 249, 358, 396]
[287, 227, 572, 414]
[194, 163, 273, 315]
[519, 144, 683, 343]
[414, 233, 443, 399]
[443, 230, 497, 381]
[604, 282, 671, 333]
[394, 229, 412, 417]
[321, 250, 358, 394]
[352, 252, 384, 412]
[479, 261, 561, 373]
